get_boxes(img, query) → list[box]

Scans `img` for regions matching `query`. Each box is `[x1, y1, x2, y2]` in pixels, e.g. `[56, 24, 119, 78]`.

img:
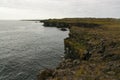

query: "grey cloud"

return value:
[0, 0, 120, 19]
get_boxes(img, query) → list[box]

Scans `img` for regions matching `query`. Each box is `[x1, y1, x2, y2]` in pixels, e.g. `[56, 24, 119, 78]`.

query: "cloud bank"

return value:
[0, 0, 120, 19]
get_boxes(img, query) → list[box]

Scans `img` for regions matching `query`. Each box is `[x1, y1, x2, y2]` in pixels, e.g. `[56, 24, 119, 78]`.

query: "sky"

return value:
[0, 0, 120, 20]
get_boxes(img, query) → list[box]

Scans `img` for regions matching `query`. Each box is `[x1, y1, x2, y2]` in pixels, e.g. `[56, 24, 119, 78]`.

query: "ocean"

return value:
[0, 20, 68, 80]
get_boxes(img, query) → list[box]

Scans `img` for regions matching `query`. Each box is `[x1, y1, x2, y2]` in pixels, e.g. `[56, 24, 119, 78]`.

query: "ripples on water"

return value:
[0, 20, 68, 80]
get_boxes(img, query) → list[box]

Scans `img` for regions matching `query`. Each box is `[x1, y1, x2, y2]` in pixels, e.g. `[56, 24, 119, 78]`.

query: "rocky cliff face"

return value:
[38, 18, 120, 80]
[64, 26, 120, 61]
[62, 26, 120, 80]
[41, 20, 100, 28]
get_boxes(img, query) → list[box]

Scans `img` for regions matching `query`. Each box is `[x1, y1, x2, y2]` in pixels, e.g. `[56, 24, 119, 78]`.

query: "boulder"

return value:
[37, 69, 53, 80]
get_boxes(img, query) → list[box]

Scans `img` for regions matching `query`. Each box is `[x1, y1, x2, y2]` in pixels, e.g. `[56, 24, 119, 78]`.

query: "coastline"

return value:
[37, 18, 120, 80]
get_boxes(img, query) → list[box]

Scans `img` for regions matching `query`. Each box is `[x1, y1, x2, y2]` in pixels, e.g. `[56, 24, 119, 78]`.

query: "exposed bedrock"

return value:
[42, 21, 100, 28]
[38, 18, 120, 80]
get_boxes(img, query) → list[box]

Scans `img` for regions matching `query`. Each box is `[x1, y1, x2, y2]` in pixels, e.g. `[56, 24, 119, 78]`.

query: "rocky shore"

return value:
[40, 18, 100, 28]
[38, 18, 120, 80]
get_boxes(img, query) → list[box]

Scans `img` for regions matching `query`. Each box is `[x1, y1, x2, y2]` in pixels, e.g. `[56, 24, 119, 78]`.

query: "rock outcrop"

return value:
[40, 19, 100, 28]
[38, 18, 120, 80]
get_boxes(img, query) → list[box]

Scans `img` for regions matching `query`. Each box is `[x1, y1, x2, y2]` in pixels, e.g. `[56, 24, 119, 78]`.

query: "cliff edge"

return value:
[38, 18, 120, 80]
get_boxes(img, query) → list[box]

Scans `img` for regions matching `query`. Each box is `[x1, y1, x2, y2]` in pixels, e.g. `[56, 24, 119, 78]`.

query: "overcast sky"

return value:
[0, 0, 120, 20]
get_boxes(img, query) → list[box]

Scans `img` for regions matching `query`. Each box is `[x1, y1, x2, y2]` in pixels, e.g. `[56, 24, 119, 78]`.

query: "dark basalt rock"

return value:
[43, 21, 69, 28]
[41, 20, 100, 28]
[37, 69, 53, 80]
[60, 28, 67, 31]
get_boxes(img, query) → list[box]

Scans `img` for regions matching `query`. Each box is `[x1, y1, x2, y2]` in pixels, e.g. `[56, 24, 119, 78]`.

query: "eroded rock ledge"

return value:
[38, 18, 120, 80]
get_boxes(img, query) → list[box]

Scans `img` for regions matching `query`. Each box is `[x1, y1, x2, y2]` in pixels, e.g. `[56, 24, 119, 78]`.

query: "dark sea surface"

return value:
[0, 20, 68, 80]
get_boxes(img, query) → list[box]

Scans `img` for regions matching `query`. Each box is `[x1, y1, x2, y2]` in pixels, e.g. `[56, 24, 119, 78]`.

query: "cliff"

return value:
[40, 18, 101, 28]
[38, 18, 120, 80]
